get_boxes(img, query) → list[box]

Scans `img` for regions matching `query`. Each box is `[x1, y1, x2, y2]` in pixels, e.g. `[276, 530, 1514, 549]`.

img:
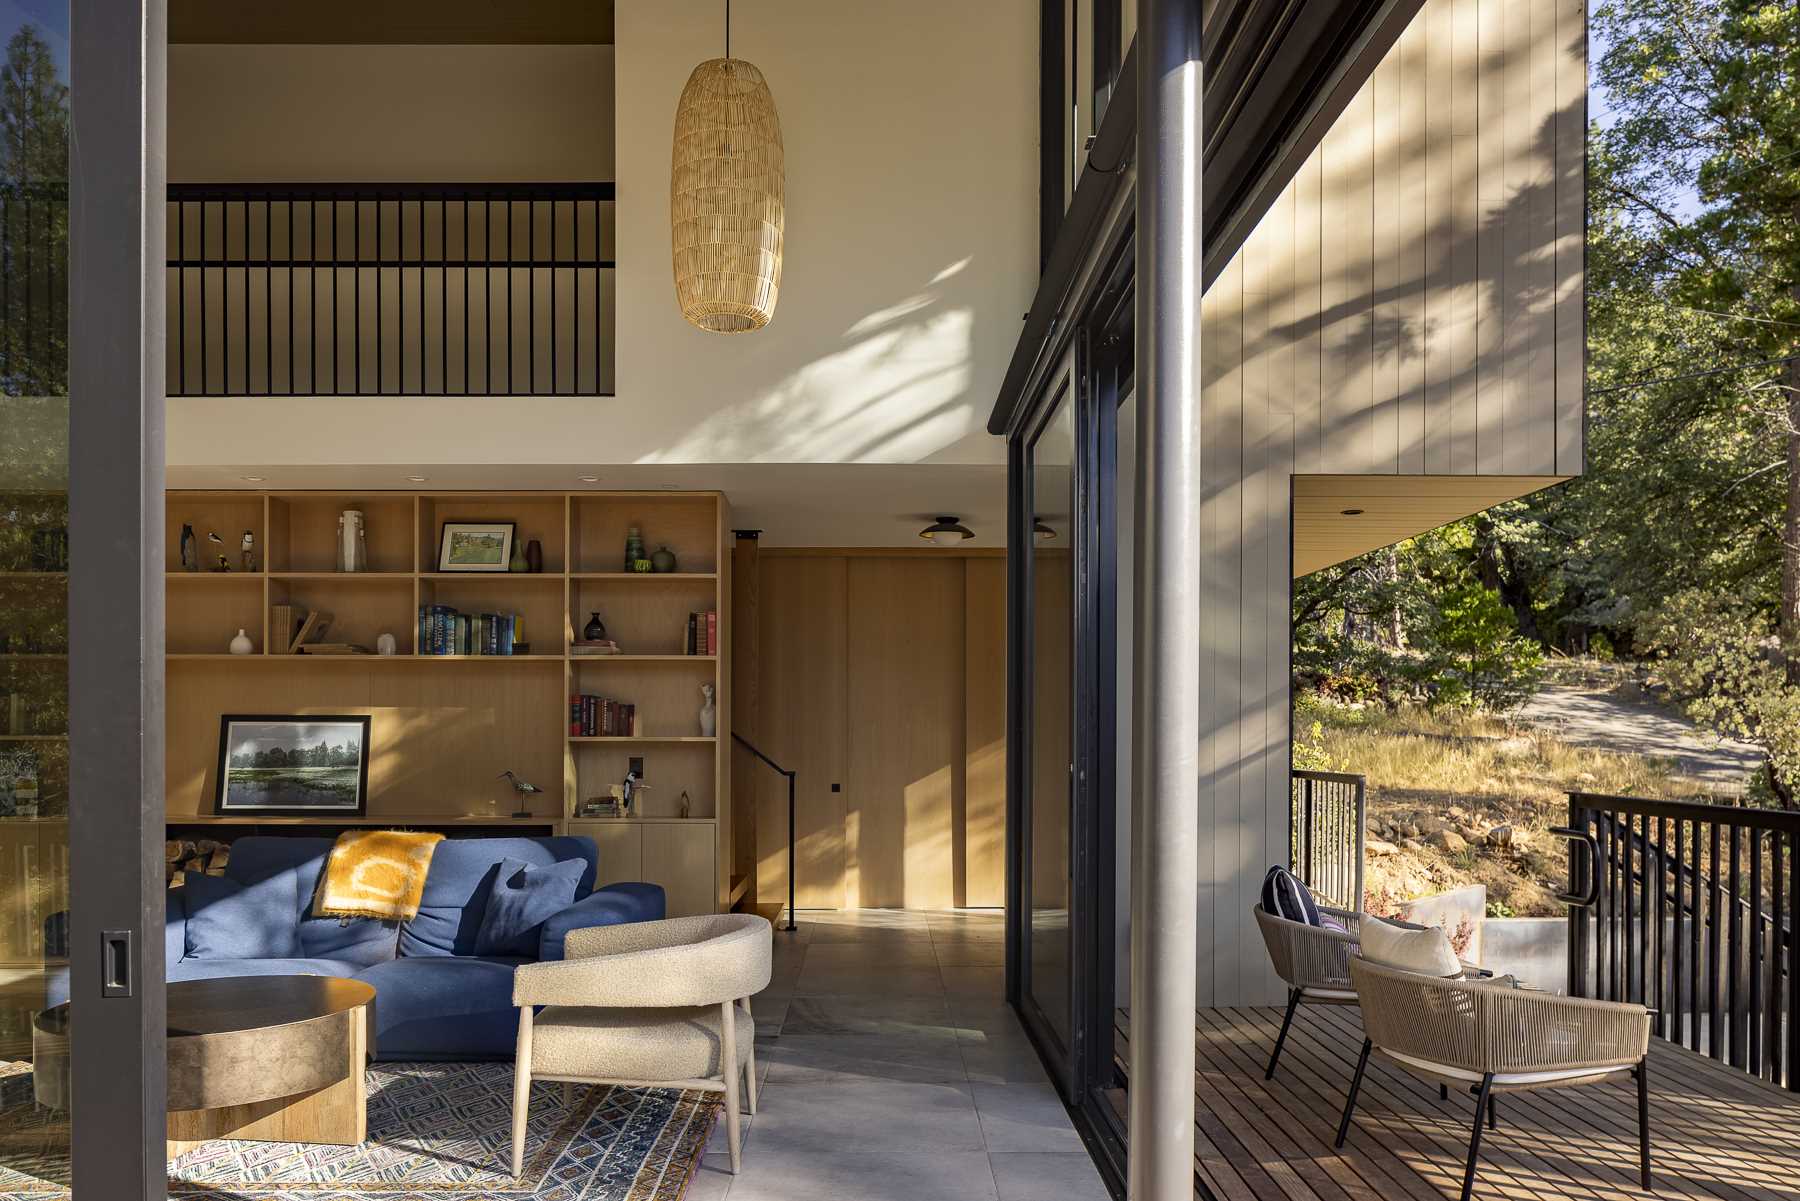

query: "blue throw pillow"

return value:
[1260, 865, 1323, 927]
[474, 857, 585, 958]
[184, 868, 301, 959]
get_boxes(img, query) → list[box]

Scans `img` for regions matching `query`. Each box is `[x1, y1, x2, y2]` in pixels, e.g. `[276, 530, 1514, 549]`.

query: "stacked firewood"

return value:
[165, 838, 230, 886]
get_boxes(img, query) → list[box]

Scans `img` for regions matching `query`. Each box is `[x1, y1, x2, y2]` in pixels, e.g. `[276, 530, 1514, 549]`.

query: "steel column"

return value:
[1128, 0, 1203, 1197]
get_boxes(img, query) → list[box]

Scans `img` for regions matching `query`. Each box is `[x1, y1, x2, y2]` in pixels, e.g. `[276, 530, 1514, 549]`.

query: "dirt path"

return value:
[1516, 683, 1761, 791]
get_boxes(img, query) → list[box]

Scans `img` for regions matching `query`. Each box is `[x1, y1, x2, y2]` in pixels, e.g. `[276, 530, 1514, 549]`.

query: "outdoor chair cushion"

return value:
[474, 856, 586, 957]
[1359, 915, 1460, 976]
[1260, 865, 1322, 926]
[182, 868, 301, 959]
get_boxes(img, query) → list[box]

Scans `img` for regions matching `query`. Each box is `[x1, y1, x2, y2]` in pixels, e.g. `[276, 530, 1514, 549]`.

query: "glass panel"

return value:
[1028, 390, 1075, 1046]
[0, 2, 70, 1188]
[1103, 385, 1135, 1113]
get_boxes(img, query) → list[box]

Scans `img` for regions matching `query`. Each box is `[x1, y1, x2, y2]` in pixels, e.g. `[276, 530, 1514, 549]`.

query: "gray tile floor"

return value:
[688, 909, 1111, 1201]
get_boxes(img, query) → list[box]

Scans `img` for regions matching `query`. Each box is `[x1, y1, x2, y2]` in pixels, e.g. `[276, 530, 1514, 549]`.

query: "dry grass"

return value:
[1309, 703, 1685, 916]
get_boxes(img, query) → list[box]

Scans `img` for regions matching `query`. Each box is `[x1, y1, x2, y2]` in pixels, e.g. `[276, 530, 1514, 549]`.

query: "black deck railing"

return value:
[165, 183, 615, 397]
[0, 180, 68, 397]
[1566, 791, 1797, 1090]
[1291, 770, 1365, 911]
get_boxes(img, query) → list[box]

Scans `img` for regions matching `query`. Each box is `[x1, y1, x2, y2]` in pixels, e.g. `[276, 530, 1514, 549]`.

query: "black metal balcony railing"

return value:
[1566, 791, 1797, 1090]
[165, 183, 615, 397]
[1290, 769, 1366, 912]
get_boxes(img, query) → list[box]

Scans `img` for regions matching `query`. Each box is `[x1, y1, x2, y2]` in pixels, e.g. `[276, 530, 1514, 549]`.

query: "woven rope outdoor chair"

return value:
[1253, 902, 1490, 1080]
[1337, 956, 1653, 1201]
[508, 913, 773, 1178]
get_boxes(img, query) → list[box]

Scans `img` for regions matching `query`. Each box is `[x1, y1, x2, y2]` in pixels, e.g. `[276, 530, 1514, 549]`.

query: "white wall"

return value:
[163, 1, 1036, 473]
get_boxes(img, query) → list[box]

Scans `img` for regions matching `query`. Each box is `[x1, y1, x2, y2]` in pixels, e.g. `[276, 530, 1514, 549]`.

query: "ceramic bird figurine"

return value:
[240, 530, 257, 573]
[498, 770, 544, 818]
[179, 523, 198, 572]
[207, 531, 230, 572]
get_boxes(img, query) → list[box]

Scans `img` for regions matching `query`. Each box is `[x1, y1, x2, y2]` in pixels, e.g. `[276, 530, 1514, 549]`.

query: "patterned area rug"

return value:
[0, 1062, 718, 1200]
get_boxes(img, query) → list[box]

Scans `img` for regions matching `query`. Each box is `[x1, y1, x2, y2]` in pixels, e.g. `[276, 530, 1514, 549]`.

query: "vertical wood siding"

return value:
[1197, 0, 1584, 1005]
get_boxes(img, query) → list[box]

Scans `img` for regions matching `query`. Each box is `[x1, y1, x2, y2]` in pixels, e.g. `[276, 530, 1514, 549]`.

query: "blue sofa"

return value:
[56, 835, 663, 1060]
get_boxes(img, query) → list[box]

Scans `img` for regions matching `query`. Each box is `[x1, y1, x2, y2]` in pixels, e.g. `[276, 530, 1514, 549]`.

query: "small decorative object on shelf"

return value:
[376, 632, 398, 657]
[632, 558, 653, 573]
[240, 530, 257, 573]
[698, 682, 717, 737]
[179, 523, 198, 572]
[437, 521, 515, 573]
[679, 789, 692, 819]
[618, 765, 648, 816]
[228, 628, 254, 656]
[651, 545, 677, 573]
[525, 539, 544, 573]
[509, 538, 529, 573]
[623, 526, 644, 571]
[337, 510, 367, 573]
[498, 770, 544, 818]
[583, 612, 606, 642]
[207, 531, 230, 571]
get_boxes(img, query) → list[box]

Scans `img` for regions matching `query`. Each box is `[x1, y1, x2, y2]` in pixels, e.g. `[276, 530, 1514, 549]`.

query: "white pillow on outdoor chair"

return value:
[1357, 915, 1461, 977]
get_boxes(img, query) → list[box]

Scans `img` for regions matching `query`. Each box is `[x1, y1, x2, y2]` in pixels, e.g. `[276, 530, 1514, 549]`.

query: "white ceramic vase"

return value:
[228, 628, 254, 656]
[377, 632, 398, 656]
[698, 683, 717, 737]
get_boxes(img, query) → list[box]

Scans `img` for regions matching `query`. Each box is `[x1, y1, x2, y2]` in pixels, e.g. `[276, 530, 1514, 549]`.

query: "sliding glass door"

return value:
[0, 0, 167, 1194]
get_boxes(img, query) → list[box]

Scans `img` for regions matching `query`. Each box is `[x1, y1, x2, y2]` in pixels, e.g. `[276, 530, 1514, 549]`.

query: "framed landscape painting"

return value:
[215, 715, 371, 816]
[437, 521, 515, 572]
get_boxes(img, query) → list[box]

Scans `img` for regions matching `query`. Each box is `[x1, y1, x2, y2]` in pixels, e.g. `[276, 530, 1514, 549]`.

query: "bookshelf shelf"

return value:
[571, 572, 718, 581]
[0, 734, 66, 742]
[0, 571, 66, 581]
[164, 488, 731, 917]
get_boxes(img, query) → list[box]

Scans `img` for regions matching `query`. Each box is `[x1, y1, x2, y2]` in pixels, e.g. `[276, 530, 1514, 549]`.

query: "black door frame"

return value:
[67, 0, 168, 1194]
[1004, 227, 1136, 1195]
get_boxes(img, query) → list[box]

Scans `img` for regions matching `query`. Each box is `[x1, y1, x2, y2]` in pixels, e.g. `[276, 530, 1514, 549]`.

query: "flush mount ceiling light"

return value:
[577, 475, 601, 483]
[1033, 518, 1056, 541]
[671, 0, 785, 333]
[919, 516, 974, 546]
[406, 475, 429, 483]
[240, 475, 266, 482]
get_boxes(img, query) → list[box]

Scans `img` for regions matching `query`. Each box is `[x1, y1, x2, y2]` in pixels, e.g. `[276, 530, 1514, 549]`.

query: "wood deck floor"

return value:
[1117, 1005, 1800, 1201]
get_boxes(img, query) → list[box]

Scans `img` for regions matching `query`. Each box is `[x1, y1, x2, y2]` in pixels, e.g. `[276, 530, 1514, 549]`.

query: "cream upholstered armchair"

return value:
[508, 913, 773, 1178]
[1339, 957, 1652, 1201]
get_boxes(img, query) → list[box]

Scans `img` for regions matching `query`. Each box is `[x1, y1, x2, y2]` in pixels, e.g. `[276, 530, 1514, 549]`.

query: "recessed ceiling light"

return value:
[1340, 508, 1365, 516]
[406, 475, 429, 483]
[577, 475, 600, 483]
[240, 475, 266, 482]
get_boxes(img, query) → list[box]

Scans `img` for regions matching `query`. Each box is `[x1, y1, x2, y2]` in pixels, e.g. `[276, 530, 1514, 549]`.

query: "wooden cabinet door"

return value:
[570, 821, 644, 888]
[643, 822, 717, 918]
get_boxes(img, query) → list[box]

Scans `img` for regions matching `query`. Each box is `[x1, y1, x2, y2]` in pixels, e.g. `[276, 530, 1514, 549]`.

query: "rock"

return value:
[1486, 824, 1515, 848]
[1402, 823, 1421, 839]
[1428, 829, 1468, 854]
[1365, 839, 1400, 858]
[1401, 837, 1426, 851]
[1573, 771, 1598, 785]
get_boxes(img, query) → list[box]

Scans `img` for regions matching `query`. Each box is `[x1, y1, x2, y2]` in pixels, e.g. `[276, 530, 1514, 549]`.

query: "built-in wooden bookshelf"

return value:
[163, 489, 731, 915]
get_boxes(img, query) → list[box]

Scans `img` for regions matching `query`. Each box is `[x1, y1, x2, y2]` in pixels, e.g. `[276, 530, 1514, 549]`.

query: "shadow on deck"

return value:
[1116, 1005, 1800, 1201]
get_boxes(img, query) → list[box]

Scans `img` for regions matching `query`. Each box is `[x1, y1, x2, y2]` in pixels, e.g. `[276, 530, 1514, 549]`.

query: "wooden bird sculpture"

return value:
[498, 771, 544, 818]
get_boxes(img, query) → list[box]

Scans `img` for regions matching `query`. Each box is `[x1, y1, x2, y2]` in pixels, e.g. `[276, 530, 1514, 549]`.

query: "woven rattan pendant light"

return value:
[670, 1, 785, 333]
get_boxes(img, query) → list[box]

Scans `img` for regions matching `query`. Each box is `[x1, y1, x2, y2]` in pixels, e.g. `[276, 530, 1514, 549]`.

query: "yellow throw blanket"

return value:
[313, 830, 445, 921]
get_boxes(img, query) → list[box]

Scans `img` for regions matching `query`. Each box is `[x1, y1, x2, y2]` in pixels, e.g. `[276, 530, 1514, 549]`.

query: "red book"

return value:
[706, 610, 718, 656]
[570, 693, 581, 737]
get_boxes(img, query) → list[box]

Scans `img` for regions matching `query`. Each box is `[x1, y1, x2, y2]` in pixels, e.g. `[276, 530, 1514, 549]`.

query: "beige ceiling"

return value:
[1292, 474, 1568, 577]
[171, 0, 614, 44]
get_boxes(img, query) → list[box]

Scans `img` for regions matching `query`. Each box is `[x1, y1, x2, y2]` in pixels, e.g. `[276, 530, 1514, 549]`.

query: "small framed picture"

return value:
[215, 715, 372, 816]
[437, 521, 516, 573]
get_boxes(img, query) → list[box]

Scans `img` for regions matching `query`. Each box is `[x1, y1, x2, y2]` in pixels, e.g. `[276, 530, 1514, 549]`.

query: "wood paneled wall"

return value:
[1194, 0, 1584, 1006]
[747, 552, 1006, 910]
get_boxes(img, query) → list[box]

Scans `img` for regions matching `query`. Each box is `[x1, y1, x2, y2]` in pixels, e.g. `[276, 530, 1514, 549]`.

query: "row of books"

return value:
[420, 605, 525, 656]
[685, 610, 718, 656]
[570, 693, 637, 737]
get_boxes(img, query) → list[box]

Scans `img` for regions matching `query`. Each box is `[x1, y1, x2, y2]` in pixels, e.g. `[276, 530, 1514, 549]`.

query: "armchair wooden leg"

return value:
[563, 1081, 575, 1109]
[1267, 989, 1302, 1080]
[1334, 1038, 1372, 1149]
[511, 1007, 534, 1180]
[1460, 1073, 1495, 1201]
[1636, 1058, 1652, 1192]
[721, 1000, 742, 1175]
[742, 998, 758, 1115]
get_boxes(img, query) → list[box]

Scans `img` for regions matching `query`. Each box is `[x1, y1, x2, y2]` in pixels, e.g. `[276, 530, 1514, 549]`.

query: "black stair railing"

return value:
[165, 182, 615, 397]
[732, 732, 798, 933]
[1566, 791, 1797, 1090]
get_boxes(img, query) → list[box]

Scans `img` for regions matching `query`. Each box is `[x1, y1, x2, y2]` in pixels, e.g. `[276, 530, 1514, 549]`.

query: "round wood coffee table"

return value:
[34, 975, 375, 1154]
